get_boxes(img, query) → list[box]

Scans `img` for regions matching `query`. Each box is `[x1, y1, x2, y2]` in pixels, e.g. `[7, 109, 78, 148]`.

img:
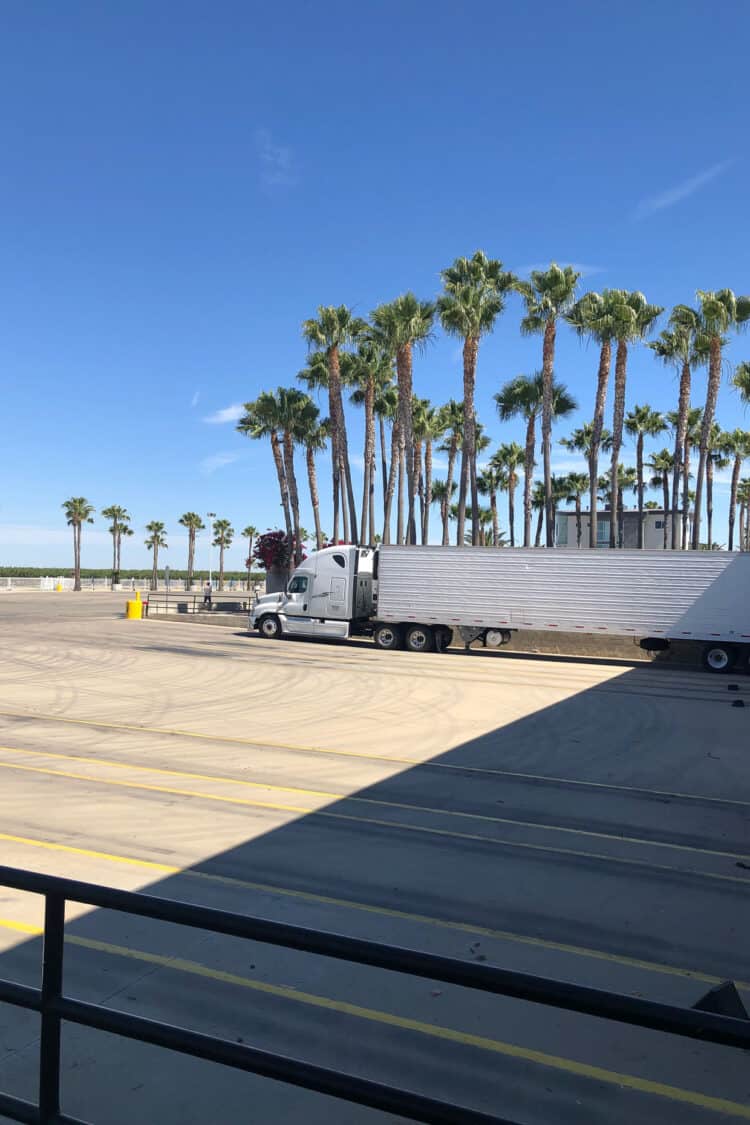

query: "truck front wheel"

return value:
[701, 643, 736, 673]
[405, 625, 434, 654]
[258, 614, 282, 640]
[373, 623, 402, 651]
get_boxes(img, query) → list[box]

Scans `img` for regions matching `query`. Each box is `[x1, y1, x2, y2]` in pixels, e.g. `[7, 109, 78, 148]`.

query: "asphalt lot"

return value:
[0, 592, 748, 1124]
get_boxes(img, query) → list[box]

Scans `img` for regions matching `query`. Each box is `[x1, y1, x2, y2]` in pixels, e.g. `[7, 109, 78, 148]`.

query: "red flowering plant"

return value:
[252, 531, 306, 571]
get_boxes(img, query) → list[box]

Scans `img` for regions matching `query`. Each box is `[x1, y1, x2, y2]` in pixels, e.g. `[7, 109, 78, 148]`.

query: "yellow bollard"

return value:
[125, 599, 143, 620]
[55, 583, 63, 592]
[135, 590, 141, 602]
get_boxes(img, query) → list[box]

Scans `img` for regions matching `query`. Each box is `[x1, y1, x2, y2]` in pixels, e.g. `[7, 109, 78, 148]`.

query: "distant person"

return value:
[203, 581, 212, 608]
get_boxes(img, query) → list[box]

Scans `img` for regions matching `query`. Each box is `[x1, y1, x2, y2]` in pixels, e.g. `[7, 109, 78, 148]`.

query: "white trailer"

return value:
[249, 545, 750, 673]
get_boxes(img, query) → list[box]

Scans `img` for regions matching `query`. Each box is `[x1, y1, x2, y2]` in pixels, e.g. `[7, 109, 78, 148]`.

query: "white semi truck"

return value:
[249, 545, 750, 673]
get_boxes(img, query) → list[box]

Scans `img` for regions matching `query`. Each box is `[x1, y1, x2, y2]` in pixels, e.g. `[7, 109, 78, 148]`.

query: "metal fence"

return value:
[1, 577, 261, 594]
[0, 864, 747, 1125]
[145, 591, 258, 615]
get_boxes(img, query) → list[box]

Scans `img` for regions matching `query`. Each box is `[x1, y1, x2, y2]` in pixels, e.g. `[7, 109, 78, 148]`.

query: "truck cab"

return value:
[250, 546, 375, 640]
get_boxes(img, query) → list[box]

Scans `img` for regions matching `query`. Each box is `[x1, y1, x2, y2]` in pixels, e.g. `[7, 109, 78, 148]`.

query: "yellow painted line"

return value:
[0, 759, 748, 888]
[1, 744, 745, 863]
[3, 831, 748, 993]
[1, 707, 747, 809]
[0, 918, 748, 1119]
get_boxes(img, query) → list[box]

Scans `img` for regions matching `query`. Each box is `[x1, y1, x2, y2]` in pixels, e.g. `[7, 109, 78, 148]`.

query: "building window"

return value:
[655, 520, 664, 529]
[556, 517, 568, 546]
[596, 519, 610, 546]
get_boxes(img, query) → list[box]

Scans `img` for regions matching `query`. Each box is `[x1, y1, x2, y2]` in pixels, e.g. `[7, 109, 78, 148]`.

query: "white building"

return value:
[555, 508, 692, 549]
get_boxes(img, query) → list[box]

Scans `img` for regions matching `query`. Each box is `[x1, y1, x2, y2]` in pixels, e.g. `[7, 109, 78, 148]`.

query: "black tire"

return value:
[258, 614, 282, 640]
[405, 624, 435, 654]
[701, 643, 736, 673]
[373, 623, 402, 651]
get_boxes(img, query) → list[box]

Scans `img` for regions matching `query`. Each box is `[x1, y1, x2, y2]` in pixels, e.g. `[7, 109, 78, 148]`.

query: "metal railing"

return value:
[0, 865, 747, 1125]
[144, 591, 258, 615]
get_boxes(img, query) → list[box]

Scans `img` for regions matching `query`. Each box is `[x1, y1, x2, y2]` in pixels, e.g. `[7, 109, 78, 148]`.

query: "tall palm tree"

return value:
[436, 400, 464, 545]
[667, 406, 703, 549]
[237, 392, 292, 541]
[494, 373, 576, 547]
[101, 505, 131, 584]
[301, 306, 367, 543]
[371, 294, 435, 545]
[144, 521, 167, 591]
[241, 525, 257, 587]
[624, 405, 666, 548]
[607, 292, 662, 546]
[492, 442, 524, 547]
[562, 472, 589, 548]
[62, 498, 95, 591]
[212, 518, 234, 590]
[477, 464, 507, 547]
[412, 398, 444, 544]
[437, 251, 517, 546]
[276, 387, 318, 564]
[649, 308, 709, 548]
[566, 289, 622, 547]
[348, 342, 394, 544]
[705, 423, 730, 551]
[559, 421, 613, 533]
[691, 290, 750, 549]
[430, 479, 457, 530]
[517, 264, 580, 547]
[375, 384, 399, 544]
[648, 450, 674, 548]
[178, 512, 206, 588]
[720, 430, 750, 550]
[300, 416, 329, 550]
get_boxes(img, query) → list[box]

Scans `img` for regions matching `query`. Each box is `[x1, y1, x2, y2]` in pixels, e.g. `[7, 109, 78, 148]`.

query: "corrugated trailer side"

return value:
[376, 547, 750, 644]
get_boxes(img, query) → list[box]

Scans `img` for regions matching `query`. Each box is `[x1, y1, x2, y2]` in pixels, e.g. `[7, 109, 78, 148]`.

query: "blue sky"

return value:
[2, 0, 749, 569]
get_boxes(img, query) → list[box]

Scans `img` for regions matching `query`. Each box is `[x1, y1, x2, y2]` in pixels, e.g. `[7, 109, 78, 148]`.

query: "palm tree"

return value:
[101, 505, 131, 584]
[738, 478, 750, 551]
[518, 264, 580, 547]
[411, 398, 445, 544]
[436, 400, 464, 545]
[530, 476, 568, 547]
[241, 525, 257, 587]
[720, 430, 750, 550]
[690, 290, 750, 549]
[237, 392, 292, 541]
[566, 289, 621, 547]
[437, 251, 517, 546]
[276, 387, 318, 564]
[375, 384, 399, 544]
[607, 292, 662, 546]
[598, 465, 638, 547]
[62, 498, 95, 591]
[301, 306, 367, 544]
[648, 450, 674, 548]
[562, 472, 589, 548]
[430, 479, 457, 531]
[371, 293, 435, 545]
[667, 406, 703, 549]
[494, 373, 576, 547]
[624, 405, 666, 548]
[144, 521, 167, 591]
[492, 442, 524, 547]
[178, 513, 205, 588]
[734, 361, 750, 405]
[300, 416, 329, 550]
[477, 464, 507, 547]
[705, 423, 730, 550]
[212, 518, 234, 590]
[649, 307, 708, 548]
[348, 341, 394, 544]
[560, 422, 613, 531]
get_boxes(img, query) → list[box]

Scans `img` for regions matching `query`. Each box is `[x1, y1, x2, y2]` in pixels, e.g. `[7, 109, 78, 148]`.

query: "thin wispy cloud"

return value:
[634, 160, 733, 220]
[203, 403, 244, 424]
[199, 452, 242, 475]
[190, 390, 200, 408]
[256, 128, 296, 189]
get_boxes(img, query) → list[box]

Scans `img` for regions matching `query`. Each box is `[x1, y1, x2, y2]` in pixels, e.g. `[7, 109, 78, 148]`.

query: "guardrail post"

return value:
[39, 893, 65, 1123]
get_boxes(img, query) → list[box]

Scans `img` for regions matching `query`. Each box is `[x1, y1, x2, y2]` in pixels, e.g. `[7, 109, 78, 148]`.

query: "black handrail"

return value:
[0, 864, 746, 1124]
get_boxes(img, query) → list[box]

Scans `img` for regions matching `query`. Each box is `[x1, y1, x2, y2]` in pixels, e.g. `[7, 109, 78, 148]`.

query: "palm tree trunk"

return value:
[187, 531, 195, 586]
[269, 430, 292, 541]
[415, 438, 424, 543]
[360, 374, 375, 544]
[609, 339, 627, 549]
[617, 485, 625, 549]
[283, 431, 302, 565]
[394, 342, 417, 544]
[671, 361, 690, 549]
[662, 475, 670, 546]
[382, 420, 400, 544]
[589, 339, 612, 548]
[490, 489, 499, 547]
[307, 445, 324, 550]
[369, 447, 376, 545]
[152, 545, 158, 591]
[457, 336, 479, 547]
[682, 440, 691, 550]
[219, 543, 225, 590]
[443, 435, 458, 546]
[73, 524, 81, 592]
[423, 439, 433, 545]
[111, 526, 117, 584]
[379, 416, 388, 510]
[575, 497, 582, 548]
[541, 319, 557, 548]
[728, 455, 741, 550]
[523, 416, 535, 548]
[397, 442, 405, 545]
[692, 335, 722, 549]
[340, 462, 350, 543]
[636, 433, 645, 549]
[508, 473, 515, 548]
[740, 501, 747, 551]
[534, 507, 544, 548]
[327, 345, 358, 545]
[707, 456, 714, 548]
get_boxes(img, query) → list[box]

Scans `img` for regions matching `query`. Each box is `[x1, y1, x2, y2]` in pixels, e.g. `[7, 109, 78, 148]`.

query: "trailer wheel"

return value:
[405, 625, 434, 654]
[258, 614, 282, 640]
[701, 643, 736, 673]
[373, 623, 402, 651]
